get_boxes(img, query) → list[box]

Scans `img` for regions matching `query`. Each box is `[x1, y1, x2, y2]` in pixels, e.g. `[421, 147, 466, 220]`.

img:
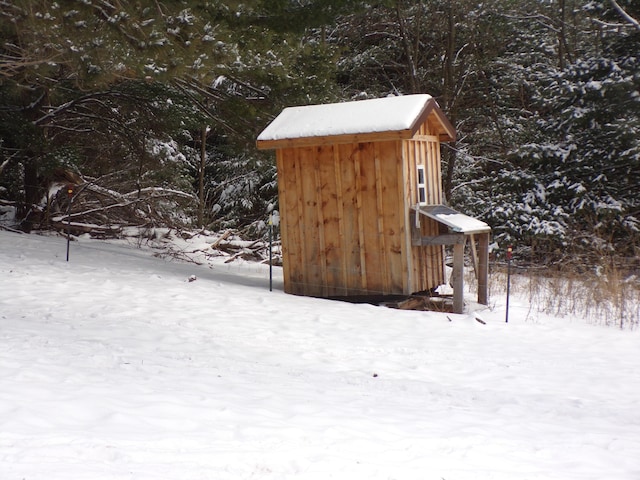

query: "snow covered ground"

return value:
[1, 230, 639, 480]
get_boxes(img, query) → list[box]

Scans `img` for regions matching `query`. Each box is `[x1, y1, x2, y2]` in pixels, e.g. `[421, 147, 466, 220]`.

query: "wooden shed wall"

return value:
[276, 140, 408, 297]
[402, 130, 446, 292]
[274, 115, 447, 298]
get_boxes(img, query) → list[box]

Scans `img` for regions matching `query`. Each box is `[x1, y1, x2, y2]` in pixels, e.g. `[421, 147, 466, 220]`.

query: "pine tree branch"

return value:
[34, 91, 136, 126]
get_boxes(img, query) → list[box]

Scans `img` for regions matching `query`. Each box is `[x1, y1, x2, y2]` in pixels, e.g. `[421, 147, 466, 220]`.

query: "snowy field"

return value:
[1, 230, 639, 480]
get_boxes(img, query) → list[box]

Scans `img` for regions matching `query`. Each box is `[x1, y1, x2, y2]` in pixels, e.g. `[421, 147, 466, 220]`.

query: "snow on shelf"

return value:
[414, 204, 490, 235]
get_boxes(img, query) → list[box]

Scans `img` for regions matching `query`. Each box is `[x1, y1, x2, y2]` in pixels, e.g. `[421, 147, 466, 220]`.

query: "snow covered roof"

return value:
[256, 94, 455, 149]
[415, 204, 491, 235]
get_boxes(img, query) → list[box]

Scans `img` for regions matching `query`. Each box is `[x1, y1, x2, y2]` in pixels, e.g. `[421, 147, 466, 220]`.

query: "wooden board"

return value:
[405, 133, 445, 293]
[257, 129, 414, 150]
[358, 142, 384, 294]
[317, 145, 342, 296]
[337, 143, 363, 294]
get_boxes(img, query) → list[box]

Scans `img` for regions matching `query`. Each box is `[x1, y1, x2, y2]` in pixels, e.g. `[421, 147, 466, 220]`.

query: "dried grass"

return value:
[484, 264, 640, 329]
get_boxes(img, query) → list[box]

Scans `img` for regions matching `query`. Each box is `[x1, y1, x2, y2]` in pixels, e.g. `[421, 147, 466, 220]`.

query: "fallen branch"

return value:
[51, 219, 122, 236]
[123, 187, 196, 200]
[211, 229, 232, 248]
[0, 224, 24, 234]
[51, 199, 142, 222]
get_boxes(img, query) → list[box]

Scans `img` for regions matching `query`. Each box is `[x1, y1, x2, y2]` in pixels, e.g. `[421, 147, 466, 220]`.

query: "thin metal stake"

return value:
[268, 214, 273, 292]
[505, 245, 512, 323]
[66, 186, 73, 262]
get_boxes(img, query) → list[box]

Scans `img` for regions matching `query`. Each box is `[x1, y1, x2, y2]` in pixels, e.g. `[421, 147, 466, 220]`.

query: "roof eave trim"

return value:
[256, 128, 414, 150]
[412, 99, 456, 142]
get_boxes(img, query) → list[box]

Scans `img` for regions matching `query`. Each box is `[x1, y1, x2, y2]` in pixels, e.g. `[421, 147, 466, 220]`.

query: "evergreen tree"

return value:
[0, 1, 226, 230]
[178, 1, 359, 231]
[450, 0, 640, 262]
[0, 0, 637, 264]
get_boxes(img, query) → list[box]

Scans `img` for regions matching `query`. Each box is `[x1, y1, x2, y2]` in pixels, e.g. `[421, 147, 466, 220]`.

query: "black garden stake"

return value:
[66, 185, 73, 262]
[505, 245, 513, 323]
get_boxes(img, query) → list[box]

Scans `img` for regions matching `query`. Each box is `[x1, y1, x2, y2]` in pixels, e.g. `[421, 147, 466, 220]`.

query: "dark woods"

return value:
[1, 1, 638, 268]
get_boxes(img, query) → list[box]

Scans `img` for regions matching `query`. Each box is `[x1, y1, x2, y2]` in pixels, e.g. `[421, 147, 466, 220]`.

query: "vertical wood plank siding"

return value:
[405, 134, 445, 293]
[338, 143, 362, 293]
[318, 145, 340, 296]
[276, 123, 445, 297]
[275, 149, 292, 291]
[332, 146, 348, 293]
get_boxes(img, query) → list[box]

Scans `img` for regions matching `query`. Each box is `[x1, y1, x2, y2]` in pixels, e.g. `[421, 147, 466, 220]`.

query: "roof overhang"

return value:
[256, 94, 455, 150]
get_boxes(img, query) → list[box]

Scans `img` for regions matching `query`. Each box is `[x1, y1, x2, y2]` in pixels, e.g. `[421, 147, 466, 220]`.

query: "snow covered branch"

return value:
[124, 187, 196, 200]
[609, 0, 640, 31]
[0, 158, 9, 176]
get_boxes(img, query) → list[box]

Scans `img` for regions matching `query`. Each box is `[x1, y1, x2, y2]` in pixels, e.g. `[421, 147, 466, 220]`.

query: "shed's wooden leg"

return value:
[469, 233, 478, 276]
[477, 233, 489, 305]
[452, 242, 465, 314]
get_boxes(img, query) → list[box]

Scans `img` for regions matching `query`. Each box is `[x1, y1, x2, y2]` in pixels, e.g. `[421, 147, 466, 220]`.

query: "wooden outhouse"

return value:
[257, 94, 490, 313]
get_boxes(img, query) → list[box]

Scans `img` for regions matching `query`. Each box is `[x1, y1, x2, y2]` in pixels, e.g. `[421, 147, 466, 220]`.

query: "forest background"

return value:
[1, 0, 638, 271]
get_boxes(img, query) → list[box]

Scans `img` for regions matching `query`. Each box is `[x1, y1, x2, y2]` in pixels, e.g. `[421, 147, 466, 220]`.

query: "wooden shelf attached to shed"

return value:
[412, 205, 491, 313]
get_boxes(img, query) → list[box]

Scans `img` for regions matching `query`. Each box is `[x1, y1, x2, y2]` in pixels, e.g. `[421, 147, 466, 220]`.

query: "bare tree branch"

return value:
[0, 158, 9, 177]
[610, 0, 640, 31]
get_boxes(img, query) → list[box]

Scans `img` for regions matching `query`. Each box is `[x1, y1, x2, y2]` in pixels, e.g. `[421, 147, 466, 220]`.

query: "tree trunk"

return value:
[198, 126, 208, 228]
[395, 1, 419, 93]
[558, 0, 566, 70]
[443, 144, 457, 204]
[442, 2, 457, 203]
[557, 0, 575, 69]
[19, 157, 40, 232]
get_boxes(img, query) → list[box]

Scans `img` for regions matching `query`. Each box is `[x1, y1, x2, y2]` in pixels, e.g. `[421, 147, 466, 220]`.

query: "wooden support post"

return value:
[469, 233, 478, 275]
[452, 241, 465, 314]
[477, 232, 489, 305]
[413, 233, 465, 246]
